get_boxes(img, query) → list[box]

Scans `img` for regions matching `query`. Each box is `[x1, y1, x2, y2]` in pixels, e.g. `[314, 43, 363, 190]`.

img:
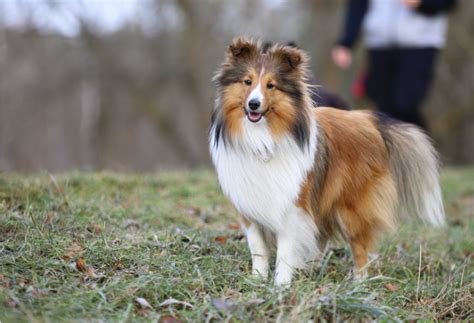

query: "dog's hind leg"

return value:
[339, 174, 397, 279]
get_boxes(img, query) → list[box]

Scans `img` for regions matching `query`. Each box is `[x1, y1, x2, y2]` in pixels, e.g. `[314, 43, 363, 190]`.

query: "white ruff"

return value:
[210, 116, 317, 233]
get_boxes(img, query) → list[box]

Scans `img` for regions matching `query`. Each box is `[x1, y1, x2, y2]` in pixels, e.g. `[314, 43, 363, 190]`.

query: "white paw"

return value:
[252, 267, 269, 281]
[274, 268, 293, 287]
[352, 268, 368, 281]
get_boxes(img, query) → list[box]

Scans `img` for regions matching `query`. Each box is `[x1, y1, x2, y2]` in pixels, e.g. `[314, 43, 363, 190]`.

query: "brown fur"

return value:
[298, 108, 398, 272]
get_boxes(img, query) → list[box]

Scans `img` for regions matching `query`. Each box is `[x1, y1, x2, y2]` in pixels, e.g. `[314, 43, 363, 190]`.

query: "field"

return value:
[0, 168, 473, 321]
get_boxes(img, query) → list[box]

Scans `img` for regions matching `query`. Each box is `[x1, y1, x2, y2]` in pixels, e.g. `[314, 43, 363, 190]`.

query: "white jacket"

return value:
[363, 0, 448, 49]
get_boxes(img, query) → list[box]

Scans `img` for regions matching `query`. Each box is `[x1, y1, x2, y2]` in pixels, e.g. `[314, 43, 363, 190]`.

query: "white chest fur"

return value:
[210, 118, 317, 233]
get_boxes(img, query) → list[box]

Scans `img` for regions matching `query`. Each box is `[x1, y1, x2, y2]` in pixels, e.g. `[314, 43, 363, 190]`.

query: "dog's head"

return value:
[212, 37, 313, 149]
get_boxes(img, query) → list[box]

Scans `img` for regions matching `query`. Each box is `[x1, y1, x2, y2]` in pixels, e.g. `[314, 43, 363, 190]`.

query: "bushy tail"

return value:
[382, 122, 445, 227]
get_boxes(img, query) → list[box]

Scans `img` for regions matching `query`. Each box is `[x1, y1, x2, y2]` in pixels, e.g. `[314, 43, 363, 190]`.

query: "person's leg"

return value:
[366, 49, 397, 115]
[391, 48, 439, 129]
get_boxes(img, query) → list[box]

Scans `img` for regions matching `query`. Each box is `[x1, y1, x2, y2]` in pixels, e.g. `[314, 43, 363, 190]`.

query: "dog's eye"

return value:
[267, 83, 274, 89]
[244, 79, 252, 86]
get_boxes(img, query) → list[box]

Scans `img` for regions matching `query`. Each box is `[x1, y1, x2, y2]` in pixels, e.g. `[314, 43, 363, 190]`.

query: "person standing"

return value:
[332, 0, 456, 128]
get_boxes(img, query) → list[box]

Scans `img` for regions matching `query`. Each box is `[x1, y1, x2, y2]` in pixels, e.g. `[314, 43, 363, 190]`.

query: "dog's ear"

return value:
[227, 37, 258, 63]
[271, 46, 307, 73]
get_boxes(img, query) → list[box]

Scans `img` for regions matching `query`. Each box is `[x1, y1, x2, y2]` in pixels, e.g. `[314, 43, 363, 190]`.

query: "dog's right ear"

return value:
[227, 37, 258, 63]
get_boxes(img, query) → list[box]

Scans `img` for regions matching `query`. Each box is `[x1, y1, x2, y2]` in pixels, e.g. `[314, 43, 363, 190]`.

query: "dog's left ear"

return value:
[272, 46, 307, 73]
[227, 37, 258, 63]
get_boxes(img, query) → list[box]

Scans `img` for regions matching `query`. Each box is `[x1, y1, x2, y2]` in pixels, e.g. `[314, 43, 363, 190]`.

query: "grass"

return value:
[0, 168, 473, 322]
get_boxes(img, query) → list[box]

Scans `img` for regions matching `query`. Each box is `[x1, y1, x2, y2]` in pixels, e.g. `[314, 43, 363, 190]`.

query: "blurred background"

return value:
[0, 0, 472, 172]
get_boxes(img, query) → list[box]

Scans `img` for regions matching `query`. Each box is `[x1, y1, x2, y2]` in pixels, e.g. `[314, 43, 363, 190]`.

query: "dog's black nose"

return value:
[248, 99, 260, 110]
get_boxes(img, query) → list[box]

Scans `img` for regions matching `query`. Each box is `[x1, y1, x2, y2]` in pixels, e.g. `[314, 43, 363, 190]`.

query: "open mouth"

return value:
[247, 112, 263, 123]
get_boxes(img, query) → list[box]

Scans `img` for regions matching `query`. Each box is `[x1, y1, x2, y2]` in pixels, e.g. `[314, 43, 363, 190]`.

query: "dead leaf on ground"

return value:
[135, 307, 149, 317]
[16, 278, 29, 288]
[214, 235, 228, 244]
[45, 212, 55, 224]
[383, 283, 400, 292]
[228, 223, 241, 230]
[113, 260, 124, 270]
[63, 243, 84, 260]
[76, 257, 87, 272]
[75, 257, 98, 278]
[314, 286, 329, 295]
[290, 290, 297, 305]
[160, 316, 183, 323]
[87, 224, 102, 235]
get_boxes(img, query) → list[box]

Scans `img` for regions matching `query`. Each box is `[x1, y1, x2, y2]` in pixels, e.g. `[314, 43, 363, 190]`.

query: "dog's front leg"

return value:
[275, 206, 319, 286]
[275, 230, 299, 286]
[242, 219, 270, 280]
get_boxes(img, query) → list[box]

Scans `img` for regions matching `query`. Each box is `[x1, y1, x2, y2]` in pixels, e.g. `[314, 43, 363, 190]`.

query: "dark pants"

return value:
[366, 48, 438, 129]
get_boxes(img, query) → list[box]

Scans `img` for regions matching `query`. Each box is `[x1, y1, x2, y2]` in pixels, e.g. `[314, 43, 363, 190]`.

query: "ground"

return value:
[0, 168, 473, 322]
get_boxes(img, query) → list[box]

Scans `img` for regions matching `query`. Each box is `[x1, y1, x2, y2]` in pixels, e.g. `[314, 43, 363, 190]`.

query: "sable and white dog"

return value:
[209, 37, 445, 286]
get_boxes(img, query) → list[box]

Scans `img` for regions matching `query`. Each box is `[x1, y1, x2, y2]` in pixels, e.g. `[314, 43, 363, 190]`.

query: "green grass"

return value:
[0, 168, 473, 322]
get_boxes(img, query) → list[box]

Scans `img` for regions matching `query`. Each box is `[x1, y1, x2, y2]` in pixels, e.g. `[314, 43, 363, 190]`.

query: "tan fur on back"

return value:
[298, 108, 397, 250]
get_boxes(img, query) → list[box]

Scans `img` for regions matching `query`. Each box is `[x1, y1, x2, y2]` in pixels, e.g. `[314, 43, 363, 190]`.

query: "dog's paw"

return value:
[352, 268, 368, 281]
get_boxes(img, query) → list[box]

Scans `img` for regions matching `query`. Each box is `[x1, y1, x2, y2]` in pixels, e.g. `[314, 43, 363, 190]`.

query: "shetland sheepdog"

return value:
[209, 37, 445, 286]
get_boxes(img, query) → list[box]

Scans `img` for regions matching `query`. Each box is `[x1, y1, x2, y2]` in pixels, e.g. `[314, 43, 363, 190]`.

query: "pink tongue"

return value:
[249, 112, 261, 121]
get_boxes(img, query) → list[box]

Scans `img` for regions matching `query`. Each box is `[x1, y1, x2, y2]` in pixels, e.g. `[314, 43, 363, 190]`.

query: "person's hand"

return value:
[331, 46, 352, 70]
[401, 0, 422, 9]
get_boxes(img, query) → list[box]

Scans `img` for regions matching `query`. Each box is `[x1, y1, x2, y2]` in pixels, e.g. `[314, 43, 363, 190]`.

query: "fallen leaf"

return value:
[17, 278, 28, 288]
[135, 297, 153, 309]
[383, 283, 400, 292]
[75, 257, 98, 278]
[113, 260, 123, 270]
[76, 257, 87, 272]
[214, 235, 228, 244]
[63, 243, 84, 260]
[228, 223, 241, 230]
[45, 212, 55, 224]
[290, 290, 297, 305]
[136, 307, 149, 317]
[85, 267, 98, 278]
[314, 286, 329, 294]
[159, 298, 194, 308]
[160, 316, 183, 323]
[87, 224, 102, 235]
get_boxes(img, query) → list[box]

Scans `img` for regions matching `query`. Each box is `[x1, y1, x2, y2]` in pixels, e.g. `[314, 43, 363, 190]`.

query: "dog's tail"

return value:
[380, 118, 445, 227]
